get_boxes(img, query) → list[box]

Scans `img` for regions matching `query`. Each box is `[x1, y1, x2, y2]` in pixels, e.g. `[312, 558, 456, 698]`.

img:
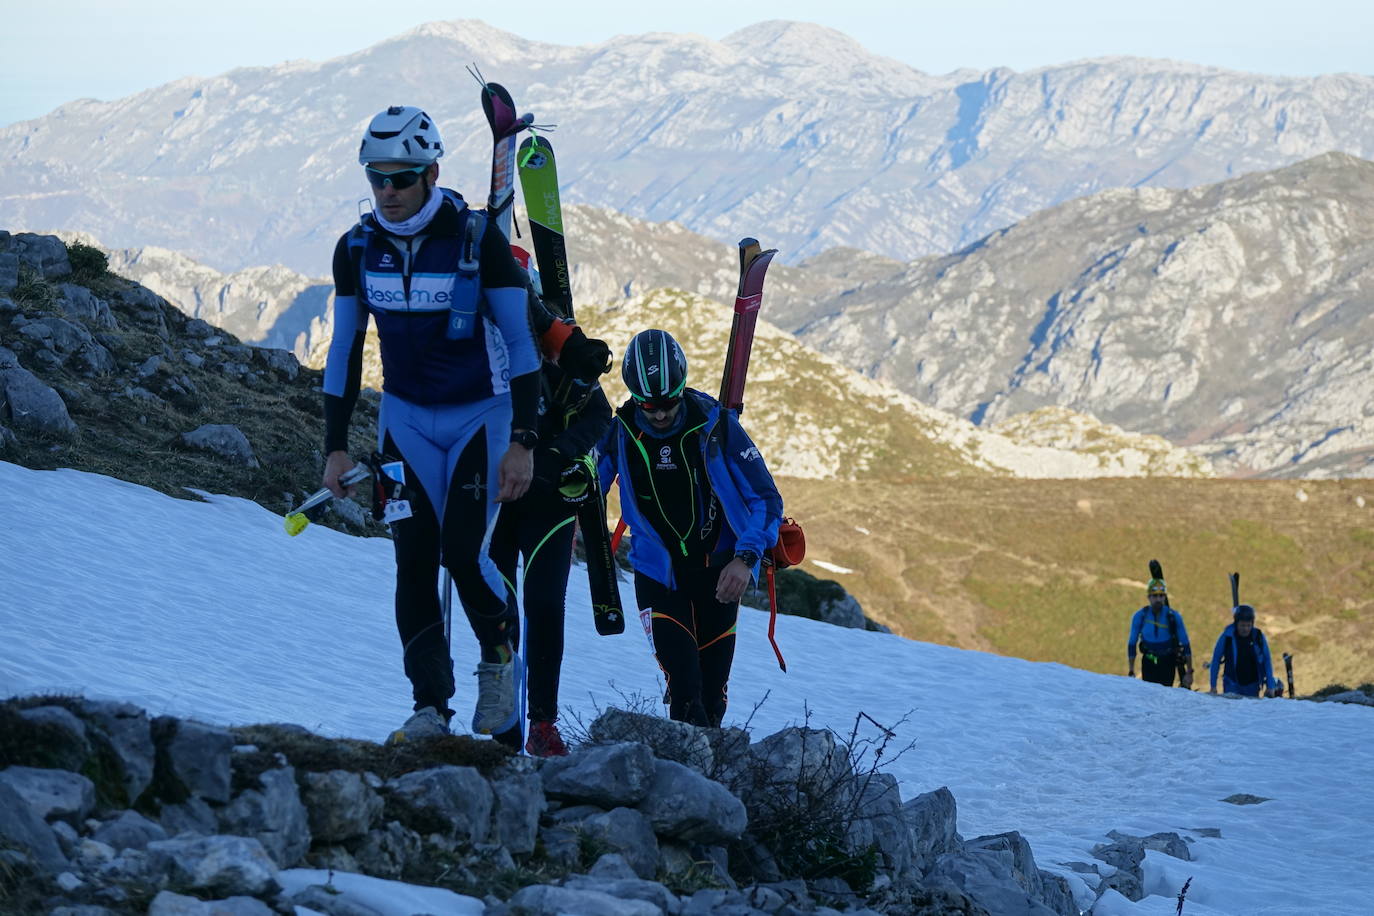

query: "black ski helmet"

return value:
[1233, 604, 1256, 622]
[622, 329, 687, 403]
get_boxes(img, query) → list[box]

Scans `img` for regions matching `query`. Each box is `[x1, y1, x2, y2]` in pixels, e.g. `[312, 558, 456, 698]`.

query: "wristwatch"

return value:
[510, 429, 538, 450]
[735, 549, 759, 567]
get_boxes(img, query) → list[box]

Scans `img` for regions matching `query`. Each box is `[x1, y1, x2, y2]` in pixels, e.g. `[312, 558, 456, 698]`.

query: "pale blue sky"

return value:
[3, 0, 1370, 127]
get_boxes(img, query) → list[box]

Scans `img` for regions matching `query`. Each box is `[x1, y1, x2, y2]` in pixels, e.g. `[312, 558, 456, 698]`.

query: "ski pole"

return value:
[284, 464, 371, 536]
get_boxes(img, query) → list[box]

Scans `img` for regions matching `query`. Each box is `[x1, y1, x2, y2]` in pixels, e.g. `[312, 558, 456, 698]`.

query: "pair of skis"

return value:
[475, 73, 623, 636]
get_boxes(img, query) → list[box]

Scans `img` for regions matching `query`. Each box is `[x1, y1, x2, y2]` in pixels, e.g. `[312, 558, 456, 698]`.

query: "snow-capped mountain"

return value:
[6, 20, 1374, 274]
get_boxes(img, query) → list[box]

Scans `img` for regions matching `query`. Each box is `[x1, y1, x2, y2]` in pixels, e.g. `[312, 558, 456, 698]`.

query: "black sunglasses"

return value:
[365, 165, 428, 190]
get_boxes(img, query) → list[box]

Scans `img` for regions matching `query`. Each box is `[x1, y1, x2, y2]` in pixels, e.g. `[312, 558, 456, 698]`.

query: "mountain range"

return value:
[61, 152, 1373, 478]
[6, 19, 1374, 275]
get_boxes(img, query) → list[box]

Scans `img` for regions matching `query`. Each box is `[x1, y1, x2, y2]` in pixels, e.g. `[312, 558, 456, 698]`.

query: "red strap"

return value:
[765, 565, 787, 672]
[610, 517, 627, 554]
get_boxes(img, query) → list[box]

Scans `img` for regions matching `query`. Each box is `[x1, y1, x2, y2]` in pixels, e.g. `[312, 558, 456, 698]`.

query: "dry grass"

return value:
[775, 476, 1374, 688]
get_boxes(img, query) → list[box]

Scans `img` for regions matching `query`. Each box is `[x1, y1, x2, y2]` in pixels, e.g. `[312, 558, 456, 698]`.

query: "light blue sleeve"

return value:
[1126, 610, 1144, 657]
[486, 286, 540, 378]
[322, 294, 366, 397]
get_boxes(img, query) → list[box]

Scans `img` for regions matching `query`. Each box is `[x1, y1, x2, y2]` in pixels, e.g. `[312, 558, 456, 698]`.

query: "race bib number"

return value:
[383, 499, 413, 525]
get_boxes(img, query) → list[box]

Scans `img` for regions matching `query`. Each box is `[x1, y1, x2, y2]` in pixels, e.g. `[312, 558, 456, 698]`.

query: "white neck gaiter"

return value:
[375, 186, 443, 236]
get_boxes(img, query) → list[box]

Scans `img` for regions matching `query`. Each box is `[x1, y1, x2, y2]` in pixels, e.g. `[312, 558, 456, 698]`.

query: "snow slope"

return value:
[0, 461, 1369, 915]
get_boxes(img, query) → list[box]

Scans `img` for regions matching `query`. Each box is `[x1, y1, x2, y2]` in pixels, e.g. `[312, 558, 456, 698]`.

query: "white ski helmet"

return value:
[358, 105, 444, 165]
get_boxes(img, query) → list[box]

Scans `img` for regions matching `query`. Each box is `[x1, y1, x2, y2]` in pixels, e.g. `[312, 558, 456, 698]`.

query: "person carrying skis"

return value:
[1126, 566, 1193, 687]
[489, 276, 612, 757]
[597, 329, 783, 728]
[1209, 604, 1283, 697]
[320, 105, 541, 744]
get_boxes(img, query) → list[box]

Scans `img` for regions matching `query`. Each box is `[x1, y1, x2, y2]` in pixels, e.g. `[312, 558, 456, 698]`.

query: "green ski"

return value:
[517, 135, 575, 319]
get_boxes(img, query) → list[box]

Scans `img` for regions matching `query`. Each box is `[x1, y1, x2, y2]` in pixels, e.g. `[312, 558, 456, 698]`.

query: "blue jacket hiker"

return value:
[1127, 570, 1193, 688]
[597, 329, 783, 727]
[1209, 604, 1281, 697]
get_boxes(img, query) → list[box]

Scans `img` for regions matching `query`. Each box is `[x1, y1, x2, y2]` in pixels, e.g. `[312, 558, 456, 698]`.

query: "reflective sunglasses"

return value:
[634, 395, 682, 414]
[365, 165, 428, 190]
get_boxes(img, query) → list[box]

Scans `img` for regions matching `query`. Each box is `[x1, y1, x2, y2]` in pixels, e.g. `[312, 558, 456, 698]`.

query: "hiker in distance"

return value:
[1209, 603, 1283, 697]
[320, 105, 541, 744]
[1126, 560, 1194, 688]
[598, 329, 783, 728]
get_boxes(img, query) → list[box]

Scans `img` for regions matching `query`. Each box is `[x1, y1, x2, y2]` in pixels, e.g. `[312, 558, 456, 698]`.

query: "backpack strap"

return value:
[447, 202, 485, 340]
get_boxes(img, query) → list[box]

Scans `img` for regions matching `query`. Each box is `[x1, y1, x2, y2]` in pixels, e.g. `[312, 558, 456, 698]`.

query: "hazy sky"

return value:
[3, 0, 1371, 127]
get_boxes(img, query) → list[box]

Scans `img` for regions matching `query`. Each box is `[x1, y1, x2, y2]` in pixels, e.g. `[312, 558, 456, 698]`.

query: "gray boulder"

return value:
[0, 365, 78, 439]
[16, 705, 92, 771]
[0, 779, 68, 872]
[288, 884, 387, 916]
[541, 741, 657, 808]
[0, 251, 16, 293]
[300, 769, 384, 843]
[351, 820, 422, 880]
[144, 834, 280, 897]
[846, 771, 914, 885]
[750, 727, 852, 797]
[637, 758, 748, 844]
[14, 315, 115, 375]
[217, 766, 310, 868]
[1106, 829, 1191, 861]
[179, 423, 260, 467]
[579, 806, 660, 880]
[155, 717, 234, 804]
[925, 830, 1077, 915]
[904, 786, 960, 875]
[386, 764, 493, 843]
[160, 797, 219, 837]
[147, 891, 275, 916]
[57, 283, 118, 329]
[253, 347, 300, 380]
[562, 873, 683, 914]
[8, 232, 72, 279]
[489, 770, 543, 855]
[92, 809, 168, 852]
[0, 765, 96, 826]
[589, 709, 715, 773]
[504, 884, 665, 916]
[75, 699, 156, 805]
[817, 591, 867, 629]
[1319, 690, 1374, 706]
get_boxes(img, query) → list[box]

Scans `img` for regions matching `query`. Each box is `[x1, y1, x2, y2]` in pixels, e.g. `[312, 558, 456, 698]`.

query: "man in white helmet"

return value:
[321, 105, 542, 745]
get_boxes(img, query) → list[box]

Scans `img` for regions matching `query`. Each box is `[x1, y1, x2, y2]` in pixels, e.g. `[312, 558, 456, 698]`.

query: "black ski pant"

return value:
[489, 489, 577, 723]
[1141, 650, 1178, 687]
[634, 562, 738, 727]
[387, 431, 517, 721]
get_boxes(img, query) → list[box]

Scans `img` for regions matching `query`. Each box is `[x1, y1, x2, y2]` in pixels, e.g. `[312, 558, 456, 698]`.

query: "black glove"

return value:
[558, 327, 612, 381]
[531, 447, 567, 497]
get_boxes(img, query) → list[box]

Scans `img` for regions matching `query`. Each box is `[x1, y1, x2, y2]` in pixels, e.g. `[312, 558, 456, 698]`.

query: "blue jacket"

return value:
[1127, 605, 1190, 659]
[1209, 624, 1280, 694]
[598, 389, 783, 589]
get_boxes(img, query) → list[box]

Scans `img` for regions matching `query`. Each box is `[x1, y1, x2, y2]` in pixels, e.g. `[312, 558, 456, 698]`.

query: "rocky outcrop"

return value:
[1, 696, 1080, 916]
[792, 153, 1374, 478]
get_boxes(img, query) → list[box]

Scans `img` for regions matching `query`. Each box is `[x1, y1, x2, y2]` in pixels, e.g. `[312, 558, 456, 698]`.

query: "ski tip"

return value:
[284, 513, 309, 537]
